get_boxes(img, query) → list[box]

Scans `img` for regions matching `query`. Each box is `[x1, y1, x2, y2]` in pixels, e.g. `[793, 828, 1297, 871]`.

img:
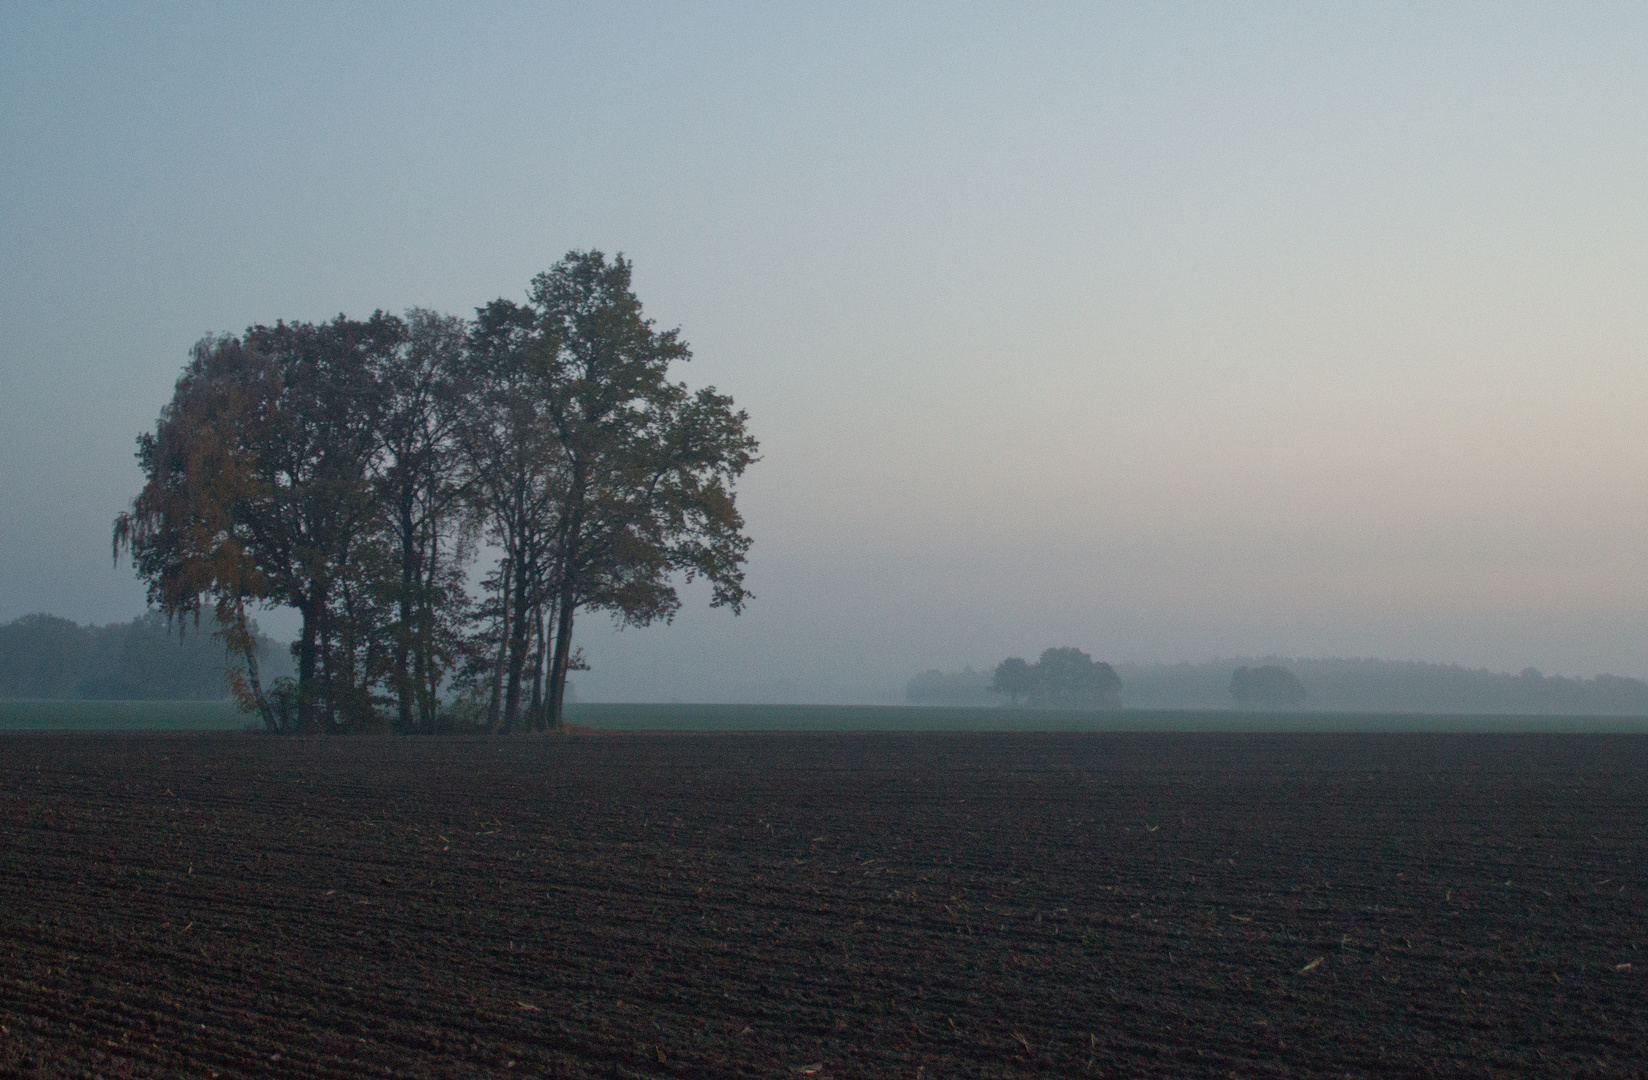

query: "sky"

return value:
[4, 3, 1648, 702]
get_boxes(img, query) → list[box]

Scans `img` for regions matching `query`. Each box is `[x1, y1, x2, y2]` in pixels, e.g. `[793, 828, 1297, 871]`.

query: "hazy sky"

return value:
[5, 3, 1648, 700]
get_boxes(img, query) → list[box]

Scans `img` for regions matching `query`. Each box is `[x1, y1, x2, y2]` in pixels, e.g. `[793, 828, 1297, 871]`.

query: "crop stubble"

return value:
[0, 730, 1643, 1078]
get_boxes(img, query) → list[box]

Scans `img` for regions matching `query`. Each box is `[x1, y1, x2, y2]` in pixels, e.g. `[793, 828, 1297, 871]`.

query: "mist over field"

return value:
[6, 5, 1648, 705]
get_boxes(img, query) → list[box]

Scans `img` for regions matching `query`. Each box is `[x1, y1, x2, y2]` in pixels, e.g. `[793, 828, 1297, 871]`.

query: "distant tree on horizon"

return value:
[1031, 647, 1122, 709]
[990, 657, 1035, 705]
[991, 648, 1122, 709]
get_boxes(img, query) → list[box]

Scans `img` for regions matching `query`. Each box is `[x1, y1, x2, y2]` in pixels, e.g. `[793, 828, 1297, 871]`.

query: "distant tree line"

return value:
[1118, 657, 1648, 714]
[905, 665, 993, 705]
[909, 655, 1648, 715]
[115, 251, 756, 735]
[1228, 664, 1306, 707]
[0, 612, 290, 701]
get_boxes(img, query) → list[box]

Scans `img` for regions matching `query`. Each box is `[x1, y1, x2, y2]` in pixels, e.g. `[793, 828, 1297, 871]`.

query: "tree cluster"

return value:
[990, 647, 1122, 709]
[115, 252, 757, 734]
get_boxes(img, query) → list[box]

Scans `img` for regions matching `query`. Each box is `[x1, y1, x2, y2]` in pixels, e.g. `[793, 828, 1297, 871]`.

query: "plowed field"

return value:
[1, 731, 1644, 1078]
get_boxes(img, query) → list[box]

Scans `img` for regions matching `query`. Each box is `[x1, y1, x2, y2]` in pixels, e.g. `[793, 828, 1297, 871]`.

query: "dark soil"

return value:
[1, 730, 1644, 1078]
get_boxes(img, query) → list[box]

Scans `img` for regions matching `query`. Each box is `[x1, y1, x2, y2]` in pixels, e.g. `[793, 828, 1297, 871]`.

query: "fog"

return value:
[6, 5, 1648, 702]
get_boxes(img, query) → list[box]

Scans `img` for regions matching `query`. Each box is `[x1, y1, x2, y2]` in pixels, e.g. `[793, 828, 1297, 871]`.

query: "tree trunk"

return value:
[529, 602, 546, 731]
[546, 590, 576, 728]
[502, 549, 532, 733]
[319, 611, 335, 733]
[395, 488, 418, 733]
[242, 640, 276, 731]
[225, 601, 277, 732]
[337, 574, 360, 731]
[417, 524, 440, 734]
[486, 558, 511, 729]
[297, 591, 321, 734]
[545, 483, 586, 730]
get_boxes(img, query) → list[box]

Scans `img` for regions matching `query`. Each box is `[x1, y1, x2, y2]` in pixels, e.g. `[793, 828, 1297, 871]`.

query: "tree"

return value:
[116, 315, 406, 733]
[1229, 664, 1306, 708]
[457, 297, 572, 732]
[990, 657, 1035, 706]
[1030, 647, 1122, 709]
[474, 251, 759, 729]
[378, 309, 475, 733]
